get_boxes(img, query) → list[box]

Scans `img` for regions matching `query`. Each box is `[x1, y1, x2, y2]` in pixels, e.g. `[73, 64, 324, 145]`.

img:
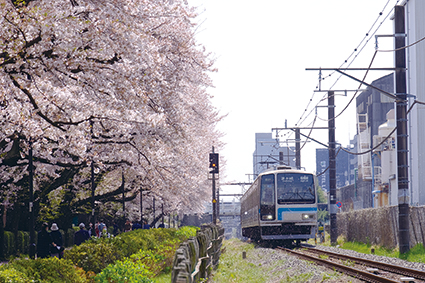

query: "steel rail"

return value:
[277, 247, 400, 283]
[301, 245, 425, 280]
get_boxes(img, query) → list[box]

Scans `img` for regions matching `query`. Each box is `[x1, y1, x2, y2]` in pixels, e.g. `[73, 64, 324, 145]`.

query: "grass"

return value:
[152, 272, 171, 283]
[210, 238, 348, 283]
[212, 239, 269, 282]
[401, 243, 425, 262]
[314, 232, 425, 263]
[158, 233, 425, 282]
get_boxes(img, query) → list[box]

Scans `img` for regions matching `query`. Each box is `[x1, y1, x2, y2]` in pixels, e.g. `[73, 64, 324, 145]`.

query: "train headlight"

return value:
[302, 214, 315, 220]
[262, 215, 274, 220]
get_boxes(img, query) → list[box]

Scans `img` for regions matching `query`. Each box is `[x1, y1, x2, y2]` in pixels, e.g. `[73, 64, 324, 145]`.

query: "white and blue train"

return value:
[240, 166, 318, 245]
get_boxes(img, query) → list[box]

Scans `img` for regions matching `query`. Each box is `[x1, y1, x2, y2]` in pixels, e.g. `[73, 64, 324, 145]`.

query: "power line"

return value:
[296, 0, 400, 132]
[280, 1, 400, 165]
[377, 34, 425, 52]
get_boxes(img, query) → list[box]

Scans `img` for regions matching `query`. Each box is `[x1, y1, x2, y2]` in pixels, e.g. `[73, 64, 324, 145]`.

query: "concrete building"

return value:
[370, 2, 425, 207]
[316, 145, 356, 192]
[253, 133, 295, 178]
[356, 73, 394, 208]
[403, 0, 425, 206]
[372, 109, 396, 207]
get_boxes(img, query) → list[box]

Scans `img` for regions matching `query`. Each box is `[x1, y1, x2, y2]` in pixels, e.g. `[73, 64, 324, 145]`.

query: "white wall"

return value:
[405, 0, 425, 205]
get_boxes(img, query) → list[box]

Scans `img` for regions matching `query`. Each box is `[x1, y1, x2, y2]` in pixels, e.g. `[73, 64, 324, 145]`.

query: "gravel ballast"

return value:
[212, 239, 362, 282]
[213, 239, 425, 282]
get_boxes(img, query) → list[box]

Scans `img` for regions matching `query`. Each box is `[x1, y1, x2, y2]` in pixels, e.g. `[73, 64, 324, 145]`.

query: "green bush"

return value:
[0, 227, 198, 282]
[23, 232, 30, 254]
[64, 237, 123, 274]
[129, 239, 179, 275]
[94, 258, 154, 283]
[174, 226, 199, 240]
[2, 257, 90, 282]
[0, 266, 29, 283]
[3, 231, 14, 259]
[64, 227, 198, 276]
[114, 227, 198, 258]
[16, 231, 25, 255]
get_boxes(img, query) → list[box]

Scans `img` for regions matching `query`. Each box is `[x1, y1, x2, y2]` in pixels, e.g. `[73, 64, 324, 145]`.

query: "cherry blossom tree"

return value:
[0, 0, 223, 230]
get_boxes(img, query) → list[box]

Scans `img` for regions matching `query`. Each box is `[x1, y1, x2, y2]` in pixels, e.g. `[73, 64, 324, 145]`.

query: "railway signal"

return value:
[209, 149, 219, 224]
[209, 153, 219, 174]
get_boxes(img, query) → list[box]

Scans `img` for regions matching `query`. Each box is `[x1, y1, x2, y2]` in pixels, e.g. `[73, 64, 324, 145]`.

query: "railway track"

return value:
[277, 245, 424, 283]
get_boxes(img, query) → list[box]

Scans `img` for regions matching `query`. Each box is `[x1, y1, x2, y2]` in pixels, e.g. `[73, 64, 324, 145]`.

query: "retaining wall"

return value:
[337, 205, 425, 249]
[171, 223, 224, 283]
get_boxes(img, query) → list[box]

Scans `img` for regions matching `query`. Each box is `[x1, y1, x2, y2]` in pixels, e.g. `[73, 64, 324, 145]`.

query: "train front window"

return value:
[277, 173, 315, 204]
[260, 174, 275, 205]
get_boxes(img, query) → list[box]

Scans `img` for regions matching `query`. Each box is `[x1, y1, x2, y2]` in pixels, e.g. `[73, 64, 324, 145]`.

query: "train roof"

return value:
[258, 165, 315, 177]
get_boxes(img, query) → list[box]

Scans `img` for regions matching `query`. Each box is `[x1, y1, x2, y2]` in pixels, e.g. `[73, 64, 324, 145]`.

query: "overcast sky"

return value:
[188, 0, 400, 196]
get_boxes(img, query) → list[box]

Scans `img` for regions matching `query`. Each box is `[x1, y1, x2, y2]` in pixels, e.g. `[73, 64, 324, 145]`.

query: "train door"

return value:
[260, 174, 276, 221]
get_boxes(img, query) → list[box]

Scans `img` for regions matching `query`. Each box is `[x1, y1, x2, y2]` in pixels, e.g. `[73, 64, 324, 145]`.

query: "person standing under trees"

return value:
[95, 222, 100, 237]
[50, 223, 63, 259]
[113, 222, 119, 235]
[124, 220, 132, 232]
[74, 223, 90, 246]
[88, 223, 93, 237]
[132, 220, 142, 230]
[37, 223, 56, 259]
[142, 220, 150, 229]
[98, 221, 106, 236]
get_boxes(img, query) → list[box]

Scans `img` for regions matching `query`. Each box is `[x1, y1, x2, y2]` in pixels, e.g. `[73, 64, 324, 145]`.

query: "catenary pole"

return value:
[328, 91, 337, 245]
[295, 128, 301, 169]
[394, 5, 410, 254]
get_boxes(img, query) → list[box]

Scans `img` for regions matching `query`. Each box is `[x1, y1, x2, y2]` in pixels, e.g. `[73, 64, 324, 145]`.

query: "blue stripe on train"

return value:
[277, 207, 318, 220]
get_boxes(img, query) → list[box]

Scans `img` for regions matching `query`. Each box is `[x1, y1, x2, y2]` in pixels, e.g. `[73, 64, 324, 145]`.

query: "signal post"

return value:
[209, 149, 219, 224]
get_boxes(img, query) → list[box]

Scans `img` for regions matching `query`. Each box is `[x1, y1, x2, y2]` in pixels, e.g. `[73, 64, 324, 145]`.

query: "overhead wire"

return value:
[314, 90, 425, 176]
[283, 114, 318, 155]
[318, 99, 425, 176]
[316, 126, 396, 176]
[377, 34, 425, 52]
[316, 50, 378, 123]
[294, 0, 398, 130]
[279, 0, 400, 163]
[291, 0, 405, 177]
[315, 1, 398, 121]
[322, 0, 399, 91]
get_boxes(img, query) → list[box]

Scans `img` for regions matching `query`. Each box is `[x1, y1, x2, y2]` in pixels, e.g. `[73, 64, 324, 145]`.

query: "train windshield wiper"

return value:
[278, 193, 297, 202]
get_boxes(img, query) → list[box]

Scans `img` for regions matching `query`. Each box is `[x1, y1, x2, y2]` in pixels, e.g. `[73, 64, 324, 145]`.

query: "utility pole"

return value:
[28, 139, 35, 259]
[328, 91, 337, 245]
[272, 126, 328, 169]
[295, 128, 301, 169]
[395, 5, 410, 254]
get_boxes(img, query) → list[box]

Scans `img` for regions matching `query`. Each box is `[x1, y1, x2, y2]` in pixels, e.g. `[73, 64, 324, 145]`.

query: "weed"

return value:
[342, 259, 355, 267]
[282, 272, 313, 282]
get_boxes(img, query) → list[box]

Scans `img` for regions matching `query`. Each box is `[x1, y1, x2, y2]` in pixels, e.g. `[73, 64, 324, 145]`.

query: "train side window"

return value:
[260, 174, 275, 205]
